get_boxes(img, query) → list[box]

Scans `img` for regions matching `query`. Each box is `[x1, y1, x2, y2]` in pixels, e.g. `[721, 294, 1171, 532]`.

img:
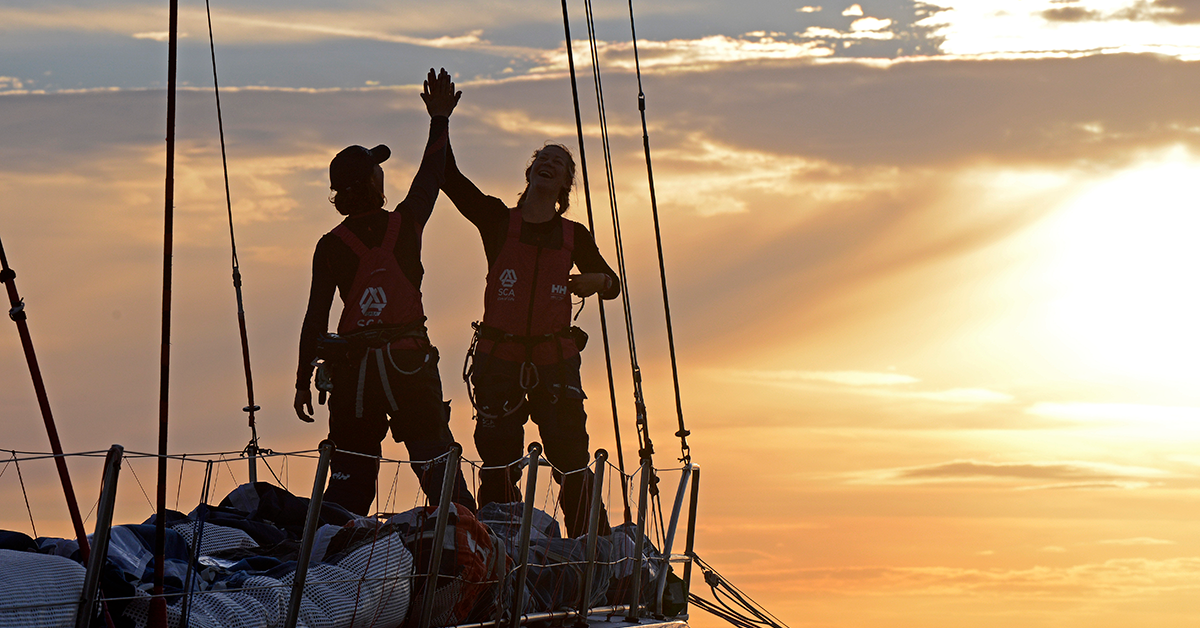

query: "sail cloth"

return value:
[0, 483, 675, 628]
[0, 548, 86, 628]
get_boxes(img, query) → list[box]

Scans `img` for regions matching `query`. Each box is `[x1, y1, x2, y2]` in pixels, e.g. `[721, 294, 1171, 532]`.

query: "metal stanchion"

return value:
[418, 443, 463, 628]
[180, 460, 215, 628]
[76, 445, 123, 628]
[509, 442, 543, 628]
[625, 457, 652, 622]
[576, 449, 608, 625]
[681, 465, 700, 616]
[653, 463, 694, 616]
[285, 440, 334, 628]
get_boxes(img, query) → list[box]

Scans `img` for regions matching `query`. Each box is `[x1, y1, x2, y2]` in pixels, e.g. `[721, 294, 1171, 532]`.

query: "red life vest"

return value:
[332, 211, 425, 341]
[478, 209, 577, 364]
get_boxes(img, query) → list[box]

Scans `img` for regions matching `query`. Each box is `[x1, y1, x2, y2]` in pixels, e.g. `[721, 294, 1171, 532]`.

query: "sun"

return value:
[1039, 146, 1200, 392]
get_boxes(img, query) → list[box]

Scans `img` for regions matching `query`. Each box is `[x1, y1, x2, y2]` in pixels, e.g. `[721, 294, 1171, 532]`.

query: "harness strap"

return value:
[331, 211, 404, 258]
[474, 322, 573, 348]
[341, 317, 429, 348]
[374, 348, 401, 415]
[355, 351, 370, 419]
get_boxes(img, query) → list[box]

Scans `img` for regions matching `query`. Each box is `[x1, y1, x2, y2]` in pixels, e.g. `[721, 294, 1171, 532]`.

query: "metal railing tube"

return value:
[76, 445, 123, 628]
[180, 460, 215, 628]
[653, 462, 694, 615]
[285, 439, 335, 628]
[509, 442, 543, 628]
[681, 465, 700, 615]
[418, 443, 463, 628]
[624, 457, 652, 621]
[247, 442, 258, 485]
[577, 449, 608, 623]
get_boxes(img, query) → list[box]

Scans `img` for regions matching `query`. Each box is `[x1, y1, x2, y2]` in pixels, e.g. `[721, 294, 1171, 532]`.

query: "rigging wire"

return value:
[578, 0, 674, 542]
[576, 0, 659, 485]
[204, 0, 264, 481]
[570, 4, 786, 627]
[7, 451, 39, 538]
[556, 0, 634, 524]
[690, 554, 791, 628]
[625, 0, 692, 466]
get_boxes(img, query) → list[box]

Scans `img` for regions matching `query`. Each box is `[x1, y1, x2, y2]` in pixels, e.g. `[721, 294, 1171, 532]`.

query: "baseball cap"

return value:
[329, 144, 390, 191]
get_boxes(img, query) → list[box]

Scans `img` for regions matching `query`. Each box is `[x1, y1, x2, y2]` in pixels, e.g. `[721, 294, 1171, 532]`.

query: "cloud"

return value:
[1114, 0, 1200, 24]
[527, 35, 834, 77]
[740, 370, 921, 386]
[1098, 537, 1176, 546]
[860, 459, 1170, 486]
[1027, 402, 1200, 426]
[722, 369, 1014, 406]
[926, 0, 1200, 58]
[768, 557, 1200, 596]
[131, 31, 176, 42]
[1042, 6, 1104, 22]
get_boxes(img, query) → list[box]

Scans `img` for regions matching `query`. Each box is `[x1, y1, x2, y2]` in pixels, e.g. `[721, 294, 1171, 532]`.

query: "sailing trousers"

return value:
[471, 353, 610, 538]
[325, 345, 476, 516]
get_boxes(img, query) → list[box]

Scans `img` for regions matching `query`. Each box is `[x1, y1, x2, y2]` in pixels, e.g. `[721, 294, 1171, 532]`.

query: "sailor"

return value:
[444, 139, 620, 537]
[294, 68, 475, 516]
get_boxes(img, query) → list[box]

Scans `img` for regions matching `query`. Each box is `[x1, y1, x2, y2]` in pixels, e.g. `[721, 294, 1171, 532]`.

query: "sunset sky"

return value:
[4, 1, 1200, 626]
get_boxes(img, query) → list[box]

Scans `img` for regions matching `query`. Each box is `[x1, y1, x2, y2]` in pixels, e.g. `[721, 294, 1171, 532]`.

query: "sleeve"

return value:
[572, 223, 621, 300]
[443, 141, 509, 233]
[394, 116, 450, 228]
[296, 239, 337, 388]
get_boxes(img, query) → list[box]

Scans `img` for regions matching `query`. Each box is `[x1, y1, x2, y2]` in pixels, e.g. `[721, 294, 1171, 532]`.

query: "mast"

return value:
[149, 0, 180, 624]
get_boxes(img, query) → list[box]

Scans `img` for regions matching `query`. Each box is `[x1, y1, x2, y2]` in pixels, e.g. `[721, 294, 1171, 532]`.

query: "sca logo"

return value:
[359, 287, 387, 321]
[497, 268, 518, 302]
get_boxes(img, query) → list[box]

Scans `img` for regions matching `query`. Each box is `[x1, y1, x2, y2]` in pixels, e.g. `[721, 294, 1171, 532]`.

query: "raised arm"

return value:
[394, 68, 460, 226]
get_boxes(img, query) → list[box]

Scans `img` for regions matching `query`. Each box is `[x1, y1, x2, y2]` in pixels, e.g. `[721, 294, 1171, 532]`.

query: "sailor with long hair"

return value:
[294, 69, 475, 516]
[444, 139, 620, 537]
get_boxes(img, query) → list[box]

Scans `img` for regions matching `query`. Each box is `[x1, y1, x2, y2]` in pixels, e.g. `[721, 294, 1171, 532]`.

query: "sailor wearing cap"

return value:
[294, 69, 475, 516]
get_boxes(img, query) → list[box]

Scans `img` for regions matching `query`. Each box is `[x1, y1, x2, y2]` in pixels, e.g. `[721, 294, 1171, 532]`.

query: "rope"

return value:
[556, 0, 634, 525]
[624, 0, 692, 466]
[204, 0, 264, 470]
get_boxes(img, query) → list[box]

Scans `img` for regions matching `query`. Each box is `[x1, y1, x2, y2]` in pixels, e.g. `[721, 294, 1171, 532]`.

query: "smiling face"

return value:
[526, 145, 573, 195]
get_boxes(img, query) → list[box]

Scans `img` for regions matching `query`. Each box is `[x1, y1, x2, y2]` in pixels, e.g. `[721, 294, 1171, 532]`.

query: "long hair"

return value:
[516, 143, 576, 216]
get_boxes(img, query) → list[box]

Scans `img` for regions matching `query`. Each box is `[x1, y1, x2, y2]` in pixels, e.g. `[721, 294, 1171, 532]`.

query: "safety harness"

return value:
[314, 210, 432, 418]
[463, 209, 581, 419]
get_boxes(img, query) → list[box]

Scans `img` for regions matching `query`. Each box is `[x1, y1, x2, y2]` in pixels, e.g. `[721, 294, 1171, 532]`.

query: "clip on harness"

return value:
[463, 321, 576, 419]
[314, 320, 431, 418]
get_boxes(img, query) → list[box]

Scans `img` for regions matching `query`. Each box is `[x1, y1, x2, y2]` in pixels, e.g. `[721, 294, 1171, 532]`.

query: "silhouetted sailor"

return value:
[294, 68, 475, 516]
